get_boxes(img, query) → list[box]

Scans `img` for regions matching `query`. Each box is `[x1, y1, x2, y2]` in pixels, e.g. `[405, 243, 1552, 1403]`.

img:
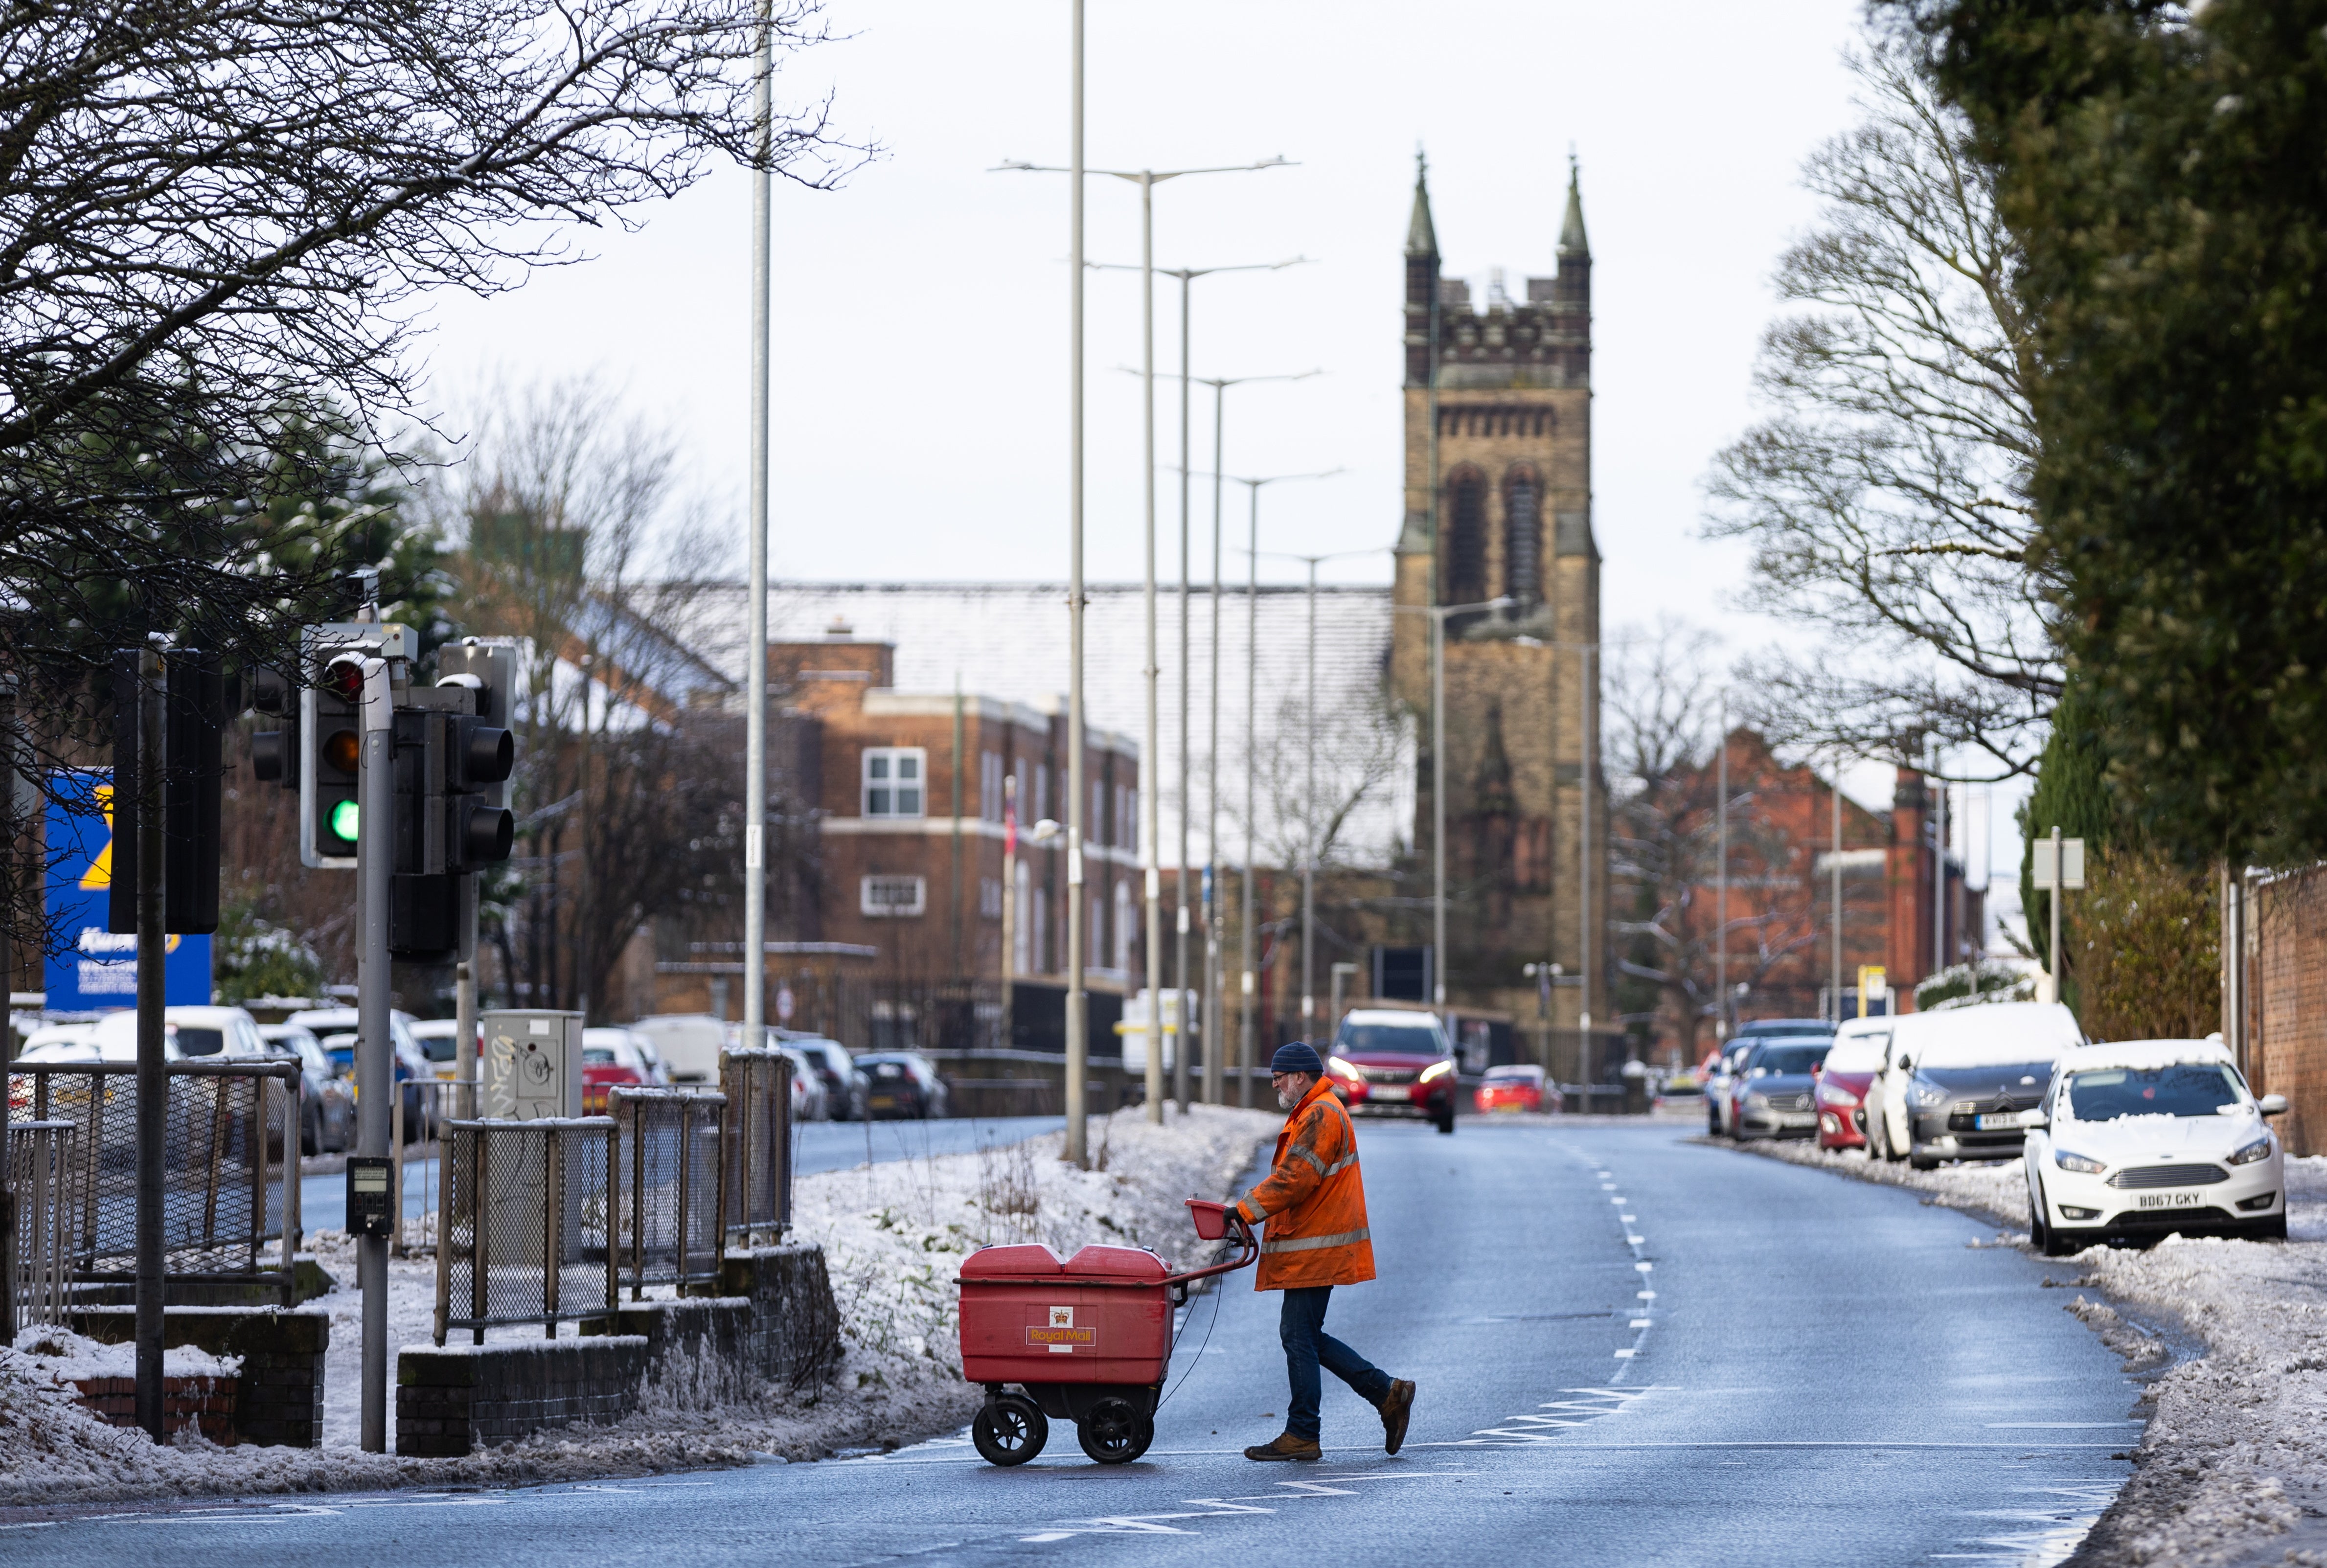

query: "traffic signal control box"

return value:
[482, 1010, 583, 1120]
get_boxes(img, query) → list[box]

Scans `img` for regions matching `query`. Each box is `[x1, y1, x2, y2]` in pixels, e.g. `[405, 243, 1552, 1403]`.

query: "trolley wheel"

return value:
[1075, 1396, 1154, 1465]
[972, 1393, 1049, 1466]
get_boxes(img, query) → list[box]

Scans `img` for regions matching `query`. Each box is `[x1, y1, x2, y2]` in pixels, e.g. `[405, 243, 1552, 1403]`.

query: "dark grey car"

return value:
[1902, 1062, 2050, 1167]
[1732, 1038, 1831, 1140]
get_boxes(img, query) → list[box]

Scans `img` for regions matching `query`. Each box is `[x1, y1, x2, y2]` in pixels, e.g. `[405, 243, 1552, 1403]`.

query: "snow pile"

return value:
[0, 1104, 1274, 1508]
[1721, 1136, 2327, 1566]
[10, 1327, 239, 1382]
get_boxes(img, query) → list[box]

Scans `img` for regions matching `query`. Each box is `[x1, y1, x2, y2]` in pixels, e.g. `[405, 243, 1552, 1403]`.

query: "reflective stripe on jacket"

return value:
[1232, 1079, 1375, 1290]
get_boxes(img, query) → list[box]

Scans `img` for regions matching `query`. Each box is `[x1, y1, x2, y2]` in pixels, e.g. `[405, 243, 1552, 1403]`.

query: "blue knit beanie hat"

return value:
[1270, 1041, 1325, 1076]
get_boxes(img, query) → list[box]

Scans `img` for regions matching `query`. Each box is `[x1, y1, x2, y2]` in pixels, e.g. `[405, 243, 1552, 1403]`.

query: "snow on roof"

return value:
[669, 581, 1409, 864]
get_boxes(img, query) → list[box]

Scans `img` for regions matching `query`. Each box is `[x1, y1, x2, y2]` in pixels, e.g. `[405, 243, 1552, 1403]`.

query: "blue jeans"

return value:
[1279, 1286, 1393, 1441]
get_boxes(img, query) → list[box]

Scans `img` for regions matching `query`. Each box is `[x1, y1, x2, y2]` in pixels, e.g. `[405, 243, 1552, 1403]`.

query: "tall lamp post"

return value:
[1165, 369, 1320, 1101]
[1097, 260, 1306, 1109]
[1218, 469, 1343, 1101]
[1392, 597, 1510, 1037]
[1002, 157, 1290, 1126]
[1258, 545, 1382, 1040]
[739, 0, 775, 1059]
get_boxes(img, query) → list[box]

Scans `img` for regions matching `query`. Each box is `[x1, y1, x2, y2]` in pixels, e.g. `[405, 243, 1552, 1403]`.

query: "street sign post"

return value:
[2032, 829, 2086, 1005]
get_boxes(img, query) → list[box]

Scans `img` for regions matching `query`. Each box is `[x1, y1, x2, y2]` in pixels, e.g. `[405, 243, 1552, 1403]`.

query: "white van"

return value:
[1865, 1001, 2084, 1168]
[631, 1014, 729, 1085]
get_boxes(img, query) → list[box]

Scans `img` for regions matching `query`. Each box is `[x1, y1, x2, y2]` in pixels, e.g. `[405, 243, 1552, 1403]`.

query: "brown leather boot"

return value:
[1242, 1432, 1322, 1462]
[1379, 1380, 1415, 1455]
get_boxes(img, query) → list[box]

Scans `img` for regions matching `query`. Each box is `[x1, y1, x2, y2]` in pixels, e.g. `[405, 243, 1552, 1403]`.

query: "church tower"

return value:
[1390, 154, 1608, 1068]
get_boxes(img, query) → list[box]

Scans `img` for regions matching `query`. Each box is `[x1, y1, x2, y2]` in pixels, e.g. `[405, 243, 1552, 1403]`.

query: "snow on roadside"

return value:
[0, 1104, 1275, 1509]
[1721, 1136, 2327, 1567]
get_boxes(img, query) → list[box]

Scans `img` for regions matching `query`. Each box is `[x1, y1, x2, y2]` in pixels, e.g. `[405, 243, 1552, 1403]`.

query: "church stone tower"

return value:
[1390, 154, 1608, 1059]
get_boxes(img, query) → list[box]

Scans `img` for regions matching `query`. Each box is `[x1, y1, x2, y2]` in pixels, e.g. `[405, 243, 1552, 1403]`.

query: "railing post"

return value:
[433, 1122, 454, 1348]
[543, 1125, 561, 1340]
[389, 1084, 405, 1258]
[674, 1098, 691, 1292]
[603, 1119, 618, 1320]
[285, 1067, 301, 1272]
[471, 1124, 488, 1346]
[249, 1075, 267, 1274]
[630, 1097, 645, 1302]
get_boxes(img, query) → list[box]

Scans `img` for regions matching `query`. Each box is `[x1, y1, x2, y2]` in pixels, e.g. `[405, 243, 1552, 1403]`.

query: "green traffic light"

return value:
[328, 798, 360, 843]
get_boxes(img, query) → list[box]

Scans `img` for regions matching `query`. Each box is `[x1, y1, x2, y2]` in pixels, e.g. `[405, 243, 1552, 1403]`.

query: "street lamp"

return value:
[1216, 468, 1343, 1103]
[1393, 596, 1511, 1036]
[999, 155, 1291, 1127]
[1258, 545, 1382, 1040]
[739, 0, 776, 1076]
[1097, 259, 1308, 1111]
[1163, 368, 1320, 1102]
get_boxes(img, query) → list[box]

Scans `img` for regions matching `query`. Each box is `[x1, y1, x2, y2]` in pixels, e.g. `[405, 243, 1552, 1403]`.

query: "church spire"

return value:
[1558, 152, 1589, 259]
[1406, 148, 1438, 258]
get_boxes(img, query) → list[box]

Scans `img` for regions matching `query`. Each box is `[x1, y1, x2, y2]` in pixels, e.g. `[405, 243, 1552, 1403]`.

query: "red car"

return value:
[1327, 1009, 1459, 1135]
[1816, 1021, 1889, 1151]
[581, 1039, 648, 1113]
[1474, 1064, 1558, 1115]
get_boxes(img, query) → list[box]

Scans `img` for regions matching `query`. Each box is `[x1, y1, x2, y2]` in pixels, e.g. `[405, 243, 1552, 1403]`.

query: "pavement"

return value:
[23, 1119, 2139, 1566]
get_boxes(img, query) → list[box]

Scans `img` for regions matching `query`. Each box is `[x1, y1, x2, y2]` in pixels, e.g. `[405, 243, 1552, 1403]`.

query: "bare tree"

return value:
[0, 0, 855, 961]
[1704, 38, 2053, 779]
[1246, 678, 1409, 876]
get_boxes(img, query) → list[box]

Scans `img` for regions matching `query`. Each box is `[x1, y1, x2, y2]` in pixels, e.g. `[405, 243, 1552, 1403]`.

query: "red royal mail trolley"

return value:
[957, 1198, 1256, 1465]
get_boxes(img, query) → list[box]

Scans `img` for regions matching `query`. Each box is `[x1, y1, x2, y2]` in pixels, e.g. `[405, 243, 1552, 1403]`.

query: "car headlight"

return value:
[1817, 1081, 1861, 1108]
[1327, 1056, 1362, 1080]
[2053, 1150, 2107, 1175]
[1910, 1082, 1950, 1109]
[1419, 1060, 1452, 1083]
[2228, 1136, 2273, 1167]
[1744, 1091, 1769, 1110]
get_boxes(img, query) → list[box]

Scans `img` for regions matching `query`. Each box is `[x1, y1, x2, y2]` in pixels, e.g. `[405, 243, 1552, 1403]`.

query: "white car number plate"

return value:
[2136, 1190, 2205, 1210]
[1370, 1085, 1410, 1102]
[1973, 1112, 2026, 1130]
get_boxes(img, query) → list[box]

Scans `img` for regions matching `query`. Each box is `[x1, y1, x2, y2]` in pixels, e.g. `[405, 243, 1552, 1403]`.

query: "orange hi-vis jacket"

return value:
[1232, 1078, 1375, 1290]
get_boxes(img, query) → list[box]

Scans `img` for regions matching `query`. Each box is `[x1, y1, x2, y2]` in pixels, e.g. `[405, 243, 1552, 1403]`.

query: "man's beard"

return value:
[1277, 1087, 1299, 1110]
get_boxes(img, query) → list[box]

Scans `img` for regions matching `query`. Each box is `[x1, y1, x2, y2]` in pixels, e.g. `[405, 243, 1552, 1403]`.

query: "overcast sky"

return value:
[414, 0, 2028, 932]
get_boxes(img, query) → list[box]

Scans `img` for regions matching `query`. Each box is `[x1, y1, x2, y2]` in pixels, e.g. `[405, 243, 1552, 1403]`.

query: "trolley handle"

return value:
[1164, 1211, 1256, 1295]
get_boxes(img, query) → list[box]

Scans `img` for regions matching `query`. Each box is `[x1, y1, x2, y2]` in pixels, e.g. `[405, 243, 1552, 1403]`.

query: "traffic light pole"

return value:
[353, 653, 393, 1454]
[130, 647, 166, 1442]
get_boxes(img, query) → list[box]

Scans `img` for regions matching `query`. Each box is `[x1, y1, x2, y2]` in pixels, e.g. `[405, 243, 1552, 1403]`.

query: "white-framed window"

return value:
[1014, 862, 1033, 972]
[1113, 880, 1133, 971]
[862, 748, 926, 818]
[981, 750, 1003, 822]
[979, 876, 1003, 919]
[1033, 761, 1049, 823]
[860, 874, 927, 917]
[1032, 886, 1049, 974]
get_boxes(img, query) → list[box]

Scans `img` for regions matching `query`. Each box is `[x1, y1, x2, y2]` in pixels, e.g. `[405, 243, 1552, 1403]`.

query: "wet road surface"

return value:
[22, 1120, 2136, 1567]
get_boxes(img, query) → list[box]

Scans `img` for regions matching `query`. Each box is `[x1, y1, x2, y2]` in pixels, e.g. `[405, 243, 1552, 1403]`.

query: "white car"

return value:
[2025, 1038, 2288, 1255]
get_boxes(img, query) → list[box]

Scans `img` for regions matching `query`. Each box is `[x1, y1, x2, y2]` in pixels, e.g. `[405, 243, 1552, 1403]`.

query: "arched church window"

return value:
[1445, 466, 1487, 605]
[1505, 465, 1542, 613]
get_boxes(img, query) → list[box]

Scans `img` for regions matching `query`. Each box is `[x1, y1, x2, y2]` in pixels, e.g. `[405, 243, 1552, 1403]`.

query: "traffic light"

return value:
[107, 648, 223, 935]
[437, 638, 517, 874]
[300, 648, 365, 869]
[387, 641, 516, 959]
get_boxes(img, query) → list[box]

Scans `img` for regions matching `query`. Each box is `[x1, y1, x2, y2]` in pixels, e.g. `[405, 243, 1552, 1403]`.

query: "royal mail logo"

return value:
[1025, 1326, 1095, 1348]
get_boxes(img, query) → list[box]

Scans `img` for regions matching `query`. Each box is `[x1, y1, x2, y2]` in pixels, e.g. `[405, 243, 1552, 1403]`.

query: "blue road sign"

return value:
[43, 770, 211, 1011]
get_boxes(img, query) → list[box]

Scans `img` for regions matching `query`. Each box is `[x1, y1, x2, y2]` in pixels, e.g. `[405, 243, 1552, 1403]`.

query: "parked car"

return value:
[406, 1018, 477, 1080]
[1328, 1009, 1458, 1134]
[286, 1006, 432, 1138]
[1866, 1001, 2083, 1168]
[1703, 1040, 1755, 1137]
[581, 1026, 659, 1113]
[2026, 1038, 2288, 1253]
[1653, 1069, 1703, 1113]
[1816, 1018, 1891, 1151]
[787, 1037, 867, 1120]
[632, 1013, 729, 1085]
[259, 1022, 356, 1155]
[857, 1051, 950, 1119]
[1474, 1063, 1556, 1115]
[15, 1022, 94, 1059]
[778, 1046, 831, 1121]
[1731, 1037, 1831, 1140]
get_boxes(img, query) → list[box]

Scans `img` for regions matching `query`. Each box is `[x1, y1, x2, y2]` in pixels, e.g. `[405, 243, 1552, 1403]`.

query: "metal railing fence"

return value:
[6, 1121, 79, 1334]
[609, 1089, 725, 1297]
[390, 1078, 477, 1256]
[433, 1116, 616, 1345]
[4, 1061, 300, 1300]
[718, 1048, 791, 1244]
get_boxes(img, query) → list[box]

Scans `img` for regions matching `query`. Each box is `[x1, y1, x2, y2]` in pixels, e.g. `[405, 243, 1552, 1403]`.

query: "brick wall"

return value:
[68, 1305, 328, 1447]
[714, 1243, 844, 1389]
[397, 1336, 649, 1458]
[2249, 866, 2327, 1156]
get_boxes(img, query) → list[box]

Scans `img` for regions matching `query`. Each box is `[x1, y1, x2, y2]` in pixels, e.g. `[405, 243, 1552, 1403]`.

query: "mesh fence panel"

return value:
[4, 1063, 297, 1286]
[718, 1049, 791, 1243]
[7, 1121, 79, 1331]
[610, 1089, 725, 1296]
[435, 1117, 615, 1343]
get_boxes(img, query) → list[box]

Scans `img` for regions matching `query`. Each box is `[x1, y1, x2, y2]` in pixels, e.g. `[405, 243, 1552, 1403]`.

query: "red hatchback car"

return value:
[1327, 1009, 1459, 1135]
[1816, 1020, 1890, 1151]
[1474, 1064, 1558, 1115]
